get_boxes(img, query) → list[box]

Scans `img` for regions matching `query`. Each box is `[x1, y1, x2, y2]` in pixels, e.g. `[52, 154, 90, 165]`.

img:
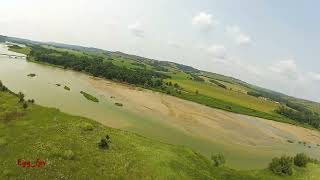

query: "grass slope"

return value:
[0, 91, 215, 179]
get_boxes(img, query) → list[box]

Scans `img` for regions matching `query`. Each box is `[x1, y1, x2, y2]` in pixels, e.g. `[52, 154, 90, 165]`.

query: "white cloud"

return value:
[226, 25, 252, 45]
[192, 12, 218, 31]
[206, 44, 227, 59]
[269, 59, 298, 79]
[128, 22, 145, 38]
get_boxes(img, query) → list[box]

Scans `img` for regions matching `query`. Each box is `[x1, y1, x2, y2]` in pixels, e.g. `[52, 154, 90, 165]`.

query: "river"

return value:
[1, 44, 319, 170]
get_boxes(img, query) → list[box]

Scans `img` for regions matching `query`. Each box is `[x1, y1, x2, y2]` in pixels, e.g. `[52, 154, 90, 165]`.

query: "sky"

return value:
[0, 0, 319, 102]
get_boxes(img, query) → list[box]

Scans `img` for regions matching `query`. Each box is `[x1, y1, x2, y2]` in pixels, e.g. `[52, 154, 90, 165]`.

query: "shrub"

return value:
[29, 99, 35, 103]
[63, 150, 75, 160]
[269, 155, 293, 176]
[115, 102, 123, 107]
[81, 122, 94, 131]
[0, 81, 8, 91]
[22, 102, 28, 109]
[294, 153, 309, 167]
[287, 140, 294, 143]
[98, 135, 111, 149]
[211, 153, 226, 167]
[18, 92, 25, 102]
[27, 73, 36, 77]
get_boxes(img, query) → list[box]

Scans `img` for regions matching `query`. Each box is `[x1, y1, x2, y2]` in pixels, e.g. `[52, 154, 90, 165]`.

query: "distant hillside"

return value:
[0, 35, 7, 42]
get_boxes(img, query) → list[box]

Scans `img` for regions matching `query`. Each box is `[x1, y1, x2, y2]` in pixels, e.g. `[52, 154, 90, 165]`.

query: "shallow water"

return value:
[0, 44, 319, 170]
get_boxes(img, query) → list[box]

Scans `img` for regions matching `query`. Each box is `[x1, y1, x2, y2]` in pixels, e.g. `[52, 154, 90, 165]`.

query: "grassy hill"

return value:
[1, 84, 320, 179]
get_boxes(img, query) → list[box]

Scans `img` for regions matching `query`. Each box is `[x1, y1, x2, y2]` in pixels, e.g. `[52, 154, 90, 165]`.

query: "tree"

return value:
[269, 155, 293, 176]
[211, 154, 226, 167]
[0, 81, 4, 90]
[195, 90, 199, 94]
[294, 153, 309, 167]
[98, 135, 111, 149]
[28, 99, 35, 104]
[22, 102, 28, 109]
[18, 92, 25, 103]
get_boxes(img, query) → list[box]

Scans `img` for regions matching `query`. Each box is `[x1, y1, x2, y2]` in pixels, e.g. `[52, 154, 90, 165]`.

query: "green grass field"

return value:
[167, 71, 280, 114]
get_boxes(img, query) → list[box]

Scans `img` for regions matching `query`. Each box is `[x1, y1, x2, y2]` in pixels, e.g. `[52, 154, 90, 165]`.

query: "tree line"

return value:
[247, 90, 320, 129]
[209, 79, 227, 89]
[29, 45, 168, 88]
[276, 106, 320, 129]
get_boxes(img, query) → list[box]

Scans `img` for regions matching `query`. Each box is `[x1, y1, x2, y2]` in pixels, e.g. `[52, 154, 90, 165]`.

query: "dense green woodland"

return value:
[30, 45, 168, 88]
[247, 90, 320, 129]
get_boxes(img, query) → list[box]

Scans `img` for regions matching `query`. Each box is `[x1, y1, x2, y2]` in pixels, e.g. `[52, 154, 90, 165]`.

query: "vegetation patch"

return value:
[98, 135, 111, 149]
[209, 79, 227, 89]
[64, 86, 70, 91]
[287, 140, 294, 143]
[27, 73, 36, 77]
[211, 153, 226, 167]
[8, 45, 31, 55]
[81, 122, 94, 131]
[114, 102, 123, 107]
[294, 153, 309, 167]
[269, 155, 293, 176]
[80, 91, 99, 102]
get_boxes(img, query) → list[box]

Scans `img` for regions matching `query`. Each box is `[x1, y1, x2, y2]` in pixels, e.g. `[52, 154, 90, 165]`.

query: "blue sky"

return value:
[0, 0, 319, 101]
